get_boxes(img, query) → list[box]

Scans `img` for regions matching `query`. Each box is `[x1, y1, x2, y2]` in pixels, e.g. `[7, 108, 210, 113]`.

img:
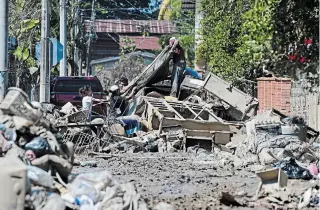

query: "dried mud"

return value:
[73, 152, 316, 210]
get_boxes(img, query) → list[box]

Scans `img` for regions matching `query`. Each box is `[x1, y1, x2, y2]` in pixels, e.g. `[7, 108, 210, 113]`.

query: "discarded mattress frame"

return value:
[134, 96, 236, 151]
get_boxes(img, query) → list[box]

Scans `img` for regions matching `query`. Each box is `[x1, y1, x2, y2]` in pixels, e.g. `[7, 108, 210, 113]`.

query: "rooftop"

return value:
[85, 19, 175, 34]
[119, 36, 161, 50]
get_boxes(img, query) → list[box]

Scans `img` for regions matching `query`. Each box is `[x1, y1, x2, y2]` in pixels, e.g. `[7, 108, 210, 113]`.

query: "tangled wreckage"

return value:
[0, 45, 319, 210]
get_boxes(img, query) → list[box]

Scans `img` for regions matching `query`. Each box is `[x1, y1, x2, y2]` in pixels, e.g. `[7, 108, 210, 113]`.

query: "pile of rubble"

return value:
[31, 68, 318, 209]
[0, 87, 172, 210]
[76, 65, 318, 209]
[1, 45, 319, 209]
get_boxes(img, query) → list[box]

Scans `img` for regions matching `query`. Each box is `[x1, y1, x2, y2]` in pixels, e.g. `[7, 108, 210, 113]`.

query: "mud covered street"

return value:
[74, 152, 317, 210]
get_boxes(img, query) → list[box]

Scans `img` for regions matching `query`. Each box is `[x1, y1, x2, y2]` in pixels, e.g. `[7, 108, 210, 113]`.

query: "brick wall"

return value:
[257, 77, 291, 115]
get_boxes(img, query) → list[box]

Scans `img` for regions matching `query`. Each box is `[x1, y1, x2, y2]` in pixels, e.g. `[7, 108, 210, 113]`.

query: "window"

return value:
[54, 80, 102, 92]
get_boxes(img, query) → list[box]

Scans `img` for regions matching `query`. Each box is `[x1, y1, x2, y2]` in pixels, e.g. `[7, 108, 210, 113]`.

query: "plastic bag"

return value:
[42, 193, 66, 210]
[75, 195, 99, 210]
[282, 116, 305, 125]
[27, 165, 54, 188]
[25, 137, 52, 156]
[272, 158, 313, 180]
[0, 124, 6, 132]
[68, 171, 114, 204]
[4, 129, 17, 142]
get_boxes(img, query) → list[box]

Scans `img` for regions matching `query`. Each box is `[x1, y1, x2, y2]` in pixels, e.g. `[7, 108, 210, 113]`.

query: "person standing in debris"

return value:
[169, 37, 186, 98]
[109, 85, 126, 116]
[109, 85, 136, 116]
[81, 86, 106, 121]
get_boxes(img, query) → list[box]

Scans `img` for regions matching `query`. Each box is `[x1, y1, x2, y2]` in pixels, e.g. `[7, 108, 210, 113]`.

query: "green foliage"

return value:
[13, 46, 29, 61]
[198, 0, 319, 89]
[197, 0, 247, 81]
[95, 64, 104, 73]
[120, 37, 136, 57]
[9, 0, 84, 73]
[236, 0, 279, 66]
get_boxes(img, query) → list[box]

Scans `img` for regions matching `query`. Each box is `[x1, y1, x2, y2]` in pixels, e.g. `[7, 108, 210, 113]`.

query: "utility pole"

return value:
[60, 0, 67, 76]
[86, 0, 95, 76]
[79, 9, 84, 76]
[194, 0, 205, 76]
[74, 0, 80, 75]
[0, 0, 8, 102]
[40, 0, 50, 102]
[317, 9, 320, 131]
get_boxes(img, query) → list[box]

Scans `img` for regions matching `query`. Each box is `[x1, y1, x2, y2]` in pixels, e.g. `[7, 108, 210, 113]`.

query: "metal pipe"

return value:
[0, 0, 8, 102]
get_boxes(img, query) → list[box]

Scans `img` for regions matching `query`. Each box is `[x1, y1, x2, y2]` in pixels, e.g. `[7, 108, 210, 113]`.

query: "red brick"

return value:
[257, 77, 291, 114]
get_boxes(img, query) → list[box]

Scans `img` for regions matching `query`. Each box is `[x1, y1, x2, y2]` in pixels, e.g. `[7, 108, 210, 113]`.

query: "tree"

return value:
[198, 0, 319, 93]
[8, 0, 86, 77]
[81, 0, 161, 20]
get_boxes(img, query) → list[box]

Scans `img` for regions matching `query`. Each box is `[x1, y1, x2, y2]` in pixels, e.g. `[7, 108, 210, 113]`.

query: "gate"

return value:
[291, 81, 319, 130]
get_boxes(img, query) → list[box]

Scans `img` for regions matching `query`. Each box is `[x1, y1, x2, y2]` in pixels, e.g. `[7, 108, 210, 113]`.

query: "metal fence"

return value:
[290, 81, 319, 130]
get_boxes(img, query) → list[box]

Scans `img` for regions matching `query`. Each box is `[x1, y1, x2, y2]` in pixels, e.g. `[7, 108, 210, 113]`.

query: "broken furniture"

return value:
[179, 73, 259, 121]
[256, 168, 288, 193]
[135, 96, 235, 152]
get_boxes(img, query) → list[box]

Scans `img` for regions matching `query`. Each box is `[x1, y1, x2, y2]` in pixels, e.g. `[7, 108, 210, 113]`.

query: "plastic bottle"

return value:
[27, 165, 54, 188]
[68, 171, 113, 203]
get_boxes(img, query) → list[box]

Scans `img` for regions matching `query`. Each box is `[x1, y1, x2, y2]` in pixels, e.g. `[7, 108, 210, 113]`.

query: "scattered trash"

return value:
[298, 188, 313, 209]
[42, 193, 66, 210]
[67, 171, 113, 203]
[220, 192, 243, 206]
[308, 163, 319, 176]
[0, 42, 318, 210]
[256, 168, 288, 191]
[80, 160, 98, 167]
[154, 202, 175, 210]
[272, 158, 313, 180]
[25, 137, 52, 157]
[27, 165, 54, 188]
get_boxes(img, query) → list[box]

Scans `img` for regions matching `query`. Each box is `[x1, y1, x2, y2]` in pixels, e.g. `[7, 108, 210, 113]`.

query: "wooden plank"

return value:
[184, 104, 204, 120]
[162, 100, 184, 119]
[56, 122, 104, 128]
[214, 133, 231, 145]
[162, 117, 230, 131]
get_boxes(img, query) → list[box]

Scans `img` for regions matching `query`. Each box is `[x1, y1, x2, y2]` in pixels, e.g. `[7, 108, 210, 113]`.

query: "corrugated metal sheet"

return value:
[119, 36, 161, 50]
[85, 20, 175, 34]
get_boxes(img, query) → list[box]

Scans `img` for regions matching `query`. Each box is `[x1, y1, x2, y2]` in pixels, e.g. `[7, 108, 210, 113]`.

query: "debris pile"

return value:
[1, 44, 319, 209]
[54, 66, 318, 209]
[81, 54, 318, 209]
[0, 87, 152, 210]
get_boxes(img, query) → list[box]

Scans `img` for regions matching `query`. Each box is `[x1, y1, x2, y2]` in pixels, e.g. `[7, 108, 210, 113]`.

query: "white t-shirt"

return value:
[82, 96, 92, 112]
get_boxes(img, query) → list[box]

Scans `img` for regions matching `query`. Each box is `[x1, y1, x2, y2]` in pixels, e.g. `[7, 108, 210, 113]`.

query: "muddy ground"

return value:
[73, 152, 317, 210]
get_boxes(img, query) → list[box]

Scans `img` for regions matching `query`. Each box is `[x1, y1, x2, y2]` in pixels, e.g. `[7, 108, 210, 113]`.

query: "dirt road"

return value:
[73, 152, 316, 209]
